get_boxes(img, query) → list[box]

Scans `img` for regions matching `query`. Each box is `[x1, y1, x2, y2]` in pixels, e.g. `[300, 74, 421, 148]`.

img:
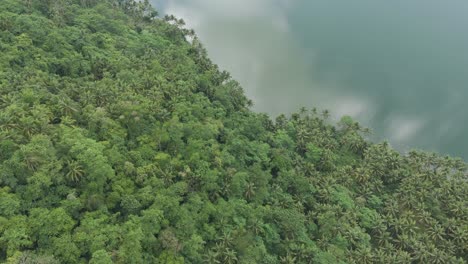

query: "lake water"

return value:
[153, 0, 468, 160]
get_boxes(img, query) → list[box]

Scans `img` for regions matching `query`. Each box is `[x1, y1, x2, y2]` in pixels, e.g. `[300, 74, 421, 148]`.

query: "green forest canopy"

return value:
[0, 0, 467, 263]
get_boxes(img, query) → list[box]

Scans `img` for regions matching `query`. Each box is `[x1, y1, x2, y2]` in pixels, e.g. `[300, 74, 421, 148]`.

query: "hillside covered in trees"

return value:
[0, 0, 467, 263]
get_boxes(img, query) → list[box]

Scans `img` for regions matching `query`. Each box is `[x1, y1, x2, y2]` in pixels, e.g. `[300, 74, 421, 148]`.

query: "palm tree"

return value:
[451, 226, 467, 251]
[279, 252, 296, 264]
[372, 249, 389, 263]
[23, 152, 43, 171]
[322, 109, 330, 119]
[291, 243, 312, 262]
[220, 180, 232, 198]
[248, 219, 264, 236]
[21, 117, 37, 139]
[296, 125, 310, 154]
[417, 210, 432, 225]
[449, 200, 465, 218]
[156, 165, 174, 185]
[21, 0, 34, 11]
[411, 242, 433, 263]
[214, 248, 238, 264]
[394, 250, 413, 264]
[303, 162, 316, 177]
[65, 160, 84, 182]
[400, 217, 418, 236]
[362, 127, 372, 135]
[57, 97, 78, 116]
[203, 250, 220, 264]
[310, 107, 318, 116]
[222, 248, 238, 264]
[354, 247, 373, 264]
[299, 107, 308, 117]
[244, 182, 256, 201]
[352, 168, 370, 184]
[385, 199, 400, 218]
[393, 233, 412, 250]
[374, 229, 392, 248]
[428, 247, 447, 264]
[428, 224, 445, 242]
[217, 231, 234, 248]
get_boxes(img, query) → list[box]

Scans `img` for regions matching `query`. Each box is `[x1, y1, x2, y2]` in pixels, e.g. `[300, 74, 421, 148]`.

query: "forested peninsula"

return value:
[0, 1, 467, 263]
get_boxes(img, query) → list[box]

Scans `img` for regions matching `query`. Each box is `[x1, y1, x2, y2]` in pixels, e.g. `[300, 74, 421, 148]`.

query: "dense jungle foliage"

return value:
[0, 0, 467, 263]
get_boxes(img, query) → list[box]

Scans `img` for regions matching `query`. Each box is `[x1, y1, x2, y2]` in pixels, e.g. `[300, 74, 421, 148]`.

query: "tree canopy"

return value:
[0, 0, 467, 263]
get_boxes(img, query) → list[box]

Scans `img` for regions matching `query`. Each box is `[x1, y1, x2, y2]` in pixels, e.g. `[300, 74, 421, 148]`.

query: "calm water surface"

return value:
[153, 0, 468, 159]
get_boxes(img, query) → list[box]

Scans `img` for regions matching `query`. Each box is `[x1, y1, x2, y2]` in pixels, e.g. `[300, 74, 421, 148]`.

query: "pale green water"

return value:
[154, 0, 468, 159]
